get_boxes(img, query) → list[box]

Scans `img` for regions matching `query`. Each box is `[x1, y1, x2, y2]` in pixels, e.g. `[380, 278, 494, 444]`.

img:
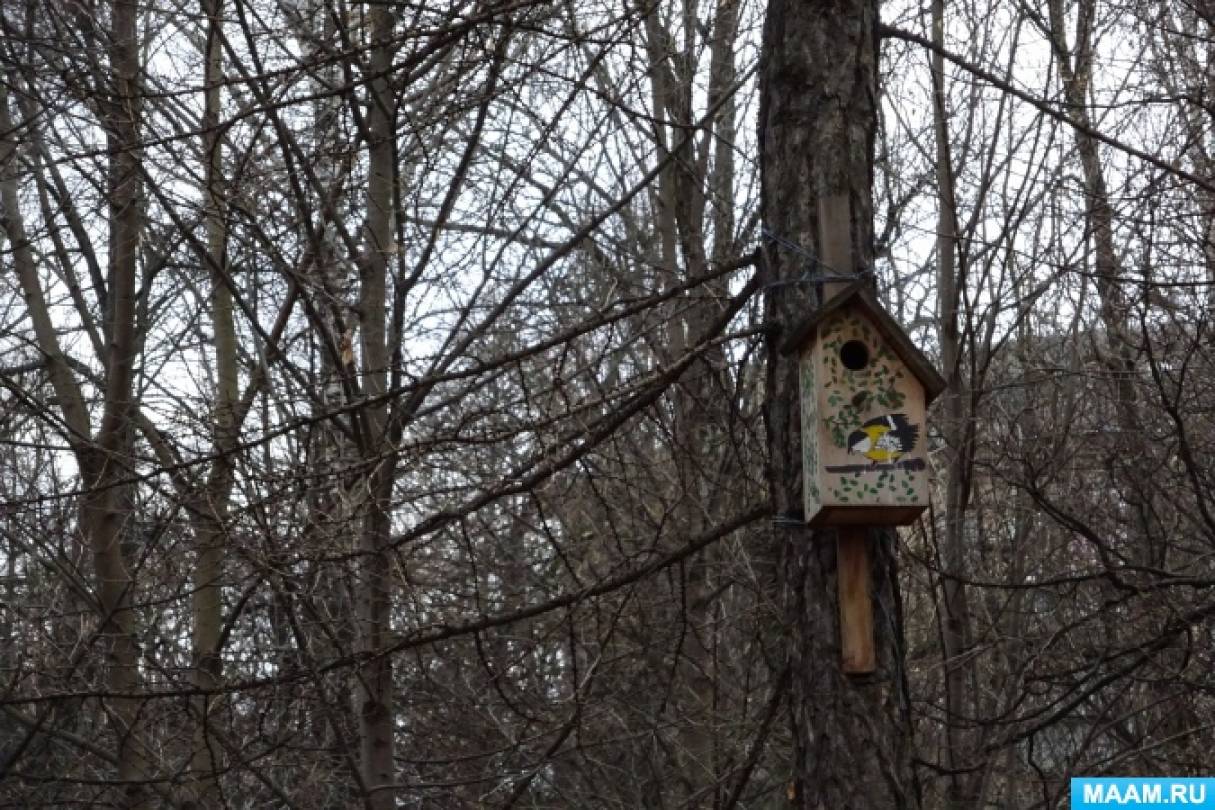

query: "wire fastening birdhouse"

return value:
[781, 280, 946, 527]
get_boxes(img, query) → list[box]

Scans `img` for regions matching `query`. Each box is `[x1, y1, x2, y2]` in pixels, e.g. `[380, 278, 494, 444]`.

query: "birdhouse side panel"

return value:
[813, 310, 930, 519]
[800, 346, 824, 521]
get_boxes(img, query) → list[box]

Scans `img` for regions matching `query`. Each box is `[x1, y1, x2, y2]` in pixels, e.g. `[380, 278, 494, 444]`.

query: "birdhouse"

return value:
[781, 281, 946, 527]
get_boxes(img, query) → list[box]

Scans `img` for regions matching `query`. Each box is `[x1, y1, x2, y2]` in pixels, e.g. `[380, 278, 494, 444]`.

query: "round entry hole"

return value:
[839, 340, 870, 371]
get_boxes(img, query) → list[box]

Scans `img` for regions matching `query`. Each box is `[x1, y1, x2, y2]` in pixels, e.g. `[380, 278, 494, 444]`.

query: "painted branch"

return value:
[824, 458, 927, 474]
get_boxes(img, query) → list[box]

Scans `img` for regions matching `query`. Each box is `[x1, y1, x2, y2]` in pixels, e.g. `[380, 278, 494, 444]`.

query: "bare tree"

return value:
[7, 0, 1215, 806]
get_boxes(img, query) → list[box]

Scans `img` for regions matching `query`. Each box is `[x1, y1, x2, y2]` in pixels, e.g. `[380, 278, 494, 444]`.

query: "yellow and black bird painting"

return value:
[846, 414, 919, 463]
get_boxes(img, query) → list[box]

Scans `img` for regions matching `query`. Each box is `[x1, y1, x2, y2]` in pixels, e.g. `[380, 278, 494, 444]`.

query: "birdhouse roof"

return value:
[779, 280, 947, 403]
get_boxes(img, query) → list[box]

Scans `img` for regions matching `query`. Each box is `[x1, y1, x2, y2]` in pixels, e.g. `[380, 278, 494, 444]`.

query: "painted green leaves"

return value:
[829, 467, 917, 502]
[819, 311, 905, 449]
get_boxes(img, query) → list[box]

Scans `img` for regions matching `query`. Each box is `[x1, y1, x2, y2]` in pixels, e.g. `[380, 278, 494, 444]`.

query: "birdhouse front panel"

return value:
[801, 306, 930, 526]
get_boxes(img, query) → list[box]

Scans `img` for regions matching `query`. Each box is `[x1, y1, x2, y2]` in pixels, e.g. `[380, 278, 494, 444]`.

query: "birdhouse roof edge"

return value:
[777, 280, 868, 355]
[779, 284, 947, 403]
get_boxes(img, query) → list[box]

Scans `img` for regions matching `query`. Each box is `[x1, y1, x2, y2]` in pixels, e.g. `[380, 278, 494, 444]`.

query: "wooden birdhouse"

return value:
[781, 280, 946, 528]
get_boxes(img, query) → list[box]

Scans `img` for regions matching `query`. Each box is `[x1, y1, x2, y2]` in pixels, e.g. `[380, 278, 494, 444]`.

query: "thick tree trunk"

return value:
[759, 0, 915, 806]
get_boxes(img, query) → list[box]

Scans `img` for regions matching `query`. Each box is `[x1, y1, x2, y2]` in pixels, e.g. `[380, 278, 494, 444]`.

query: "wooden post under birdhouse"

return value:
[837, 525, 875, 672]
[819, 194, 875, 675]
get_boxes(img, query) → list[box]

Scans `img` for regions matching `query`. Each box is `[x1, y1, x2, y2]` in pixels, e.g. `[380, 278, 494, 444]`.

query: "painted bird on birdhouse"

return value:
[847, 413, 919, 463]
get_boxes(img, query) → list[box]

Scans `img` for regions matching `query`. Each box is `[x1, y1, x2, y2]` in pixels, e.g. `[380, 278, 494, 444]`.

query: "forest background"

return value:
[1, 0, 1213, 806]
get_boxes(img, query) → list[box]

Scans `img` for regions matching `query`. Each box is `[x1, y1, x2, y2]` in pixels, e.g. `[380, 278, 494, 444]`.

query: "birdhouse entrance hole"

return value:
[839, 340, 869, 371]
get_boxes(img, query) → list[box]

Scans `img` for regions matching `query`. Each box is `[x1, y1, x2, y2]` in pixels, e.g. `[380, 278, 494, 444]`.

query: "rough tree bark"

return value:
[759, 0, 915, 806]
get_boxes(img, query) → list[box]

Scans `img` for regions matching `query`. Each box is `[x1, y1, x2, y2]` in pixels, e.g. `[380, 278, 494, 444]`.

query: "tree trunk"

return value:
[88, 0, 149, 800]
[930, 0, 978, 806]
[759, 0, 915, 806]
[642, 0, 742, 799]
[187, 0, 232, 803]
[356, 3, 397, 804]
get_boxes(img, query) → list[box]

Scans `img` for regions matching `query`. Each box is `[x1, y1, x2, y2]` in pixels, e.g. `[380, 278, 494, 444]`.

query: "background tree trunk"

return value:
[356, 1, 397, 804]
[186, 0, 233, 804]
[930, 1, 978, 806]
